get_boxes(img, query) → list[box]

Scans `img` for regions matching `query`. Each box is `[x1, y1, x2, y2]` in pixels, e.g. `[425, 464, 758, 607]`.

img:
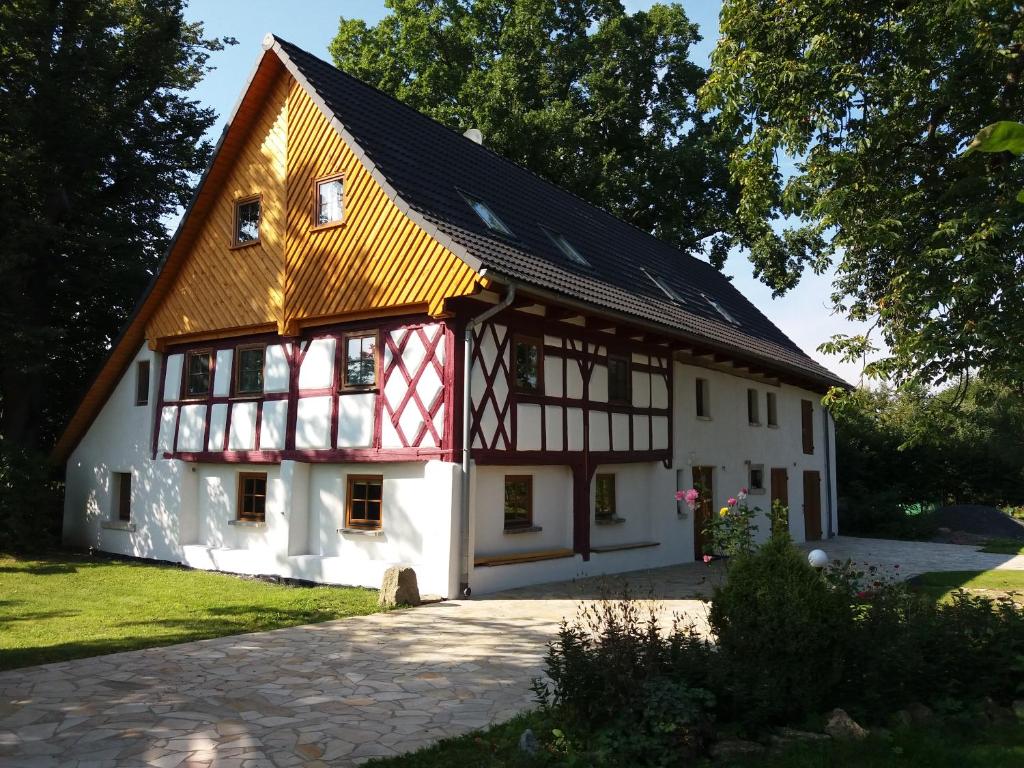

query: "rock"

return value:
[824, 708, 868, 740]
[906, 702, 934, 725]
[518, 728, 539, 755]
[379, 566, 420, 607]
[709, 740, 766, 760]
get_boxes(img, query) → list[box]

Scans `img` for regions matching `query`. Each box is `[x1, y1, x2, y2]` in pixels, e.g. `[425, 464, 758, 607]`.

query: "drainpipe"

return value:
[822, 406, 835, 537]
[459, 282, 516, 597]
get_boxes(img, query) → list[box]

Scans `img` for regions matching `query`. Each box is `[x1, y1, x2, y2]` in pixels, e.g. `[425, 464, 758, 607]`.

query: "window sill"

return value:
[229, 519, 266, 528]
[504, 525, 543, 535]
[338, 527, 383, 537]
[595, 516, 626, 526]
[749, 421, 761, 427]
[311, 220, 346, 233]
[229, 239, 261, 250]
[748, 489, 766, 495]
[101, 521, 136, 532]
[767, 423, 779, 429]
[229, 394, 263, 401]
[696, 415, 713, 421]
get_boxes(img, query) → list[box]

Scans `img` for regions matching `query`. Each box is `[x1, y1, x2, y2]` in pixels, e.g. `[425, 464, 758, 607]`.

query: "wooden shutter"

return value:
[801, 399, 814, 454]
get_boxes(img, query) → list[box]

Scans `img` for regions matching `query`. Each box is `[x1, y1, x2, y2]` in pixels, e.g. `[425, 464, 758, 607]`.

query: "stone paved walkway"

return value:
[2, 536, 1022, 767]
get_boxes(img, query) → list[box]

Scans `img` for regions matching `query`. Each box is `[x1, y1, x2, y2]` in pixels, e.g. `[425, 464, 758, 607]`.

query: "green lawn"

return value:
[908, 569, 1024, 603]
[980, 538, 1024, 555]
[0, 552, 379, 670]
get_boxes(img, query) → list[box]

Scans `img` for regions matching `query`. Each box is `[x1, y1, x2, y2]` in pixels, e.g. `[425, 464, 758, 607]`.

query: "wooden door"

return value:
[692, 466, 714, 559]
[802, 470, 822, 541]
[770, 467, 789, 536]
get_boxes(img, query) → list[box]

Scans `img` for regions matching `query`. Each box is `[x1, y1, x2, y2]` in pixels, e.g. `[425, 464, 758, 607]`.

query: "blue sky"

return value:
[183, 0, 871, 385]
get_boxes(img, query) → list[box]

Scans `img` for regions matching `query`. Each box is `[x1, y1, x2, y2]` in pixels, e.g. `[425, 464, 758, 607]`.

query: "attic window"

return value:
[703, 293, 739, 325]
[233, 196, 261, 247]
[315, 174, 344, 227]
[461, 192, 514, 237]
[543, 228, 590, 267]
[644, 269, 685, 305]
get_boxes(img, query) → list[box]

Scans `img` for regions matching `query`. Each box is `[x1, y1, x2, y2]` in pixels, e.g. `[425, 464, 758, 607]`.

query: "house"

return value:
[55, 35, 846, 599]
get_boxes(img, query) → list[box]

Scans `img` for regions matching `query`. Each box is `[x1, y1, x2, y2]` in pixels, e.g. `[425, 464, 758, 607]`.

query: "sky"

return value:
[183, 0, 873, 385]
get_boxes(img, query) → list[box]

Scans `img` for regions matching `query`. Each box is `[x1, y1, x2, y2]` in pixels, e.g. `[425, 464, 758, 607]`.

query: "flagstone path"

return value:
[1, 536, 1021, 767]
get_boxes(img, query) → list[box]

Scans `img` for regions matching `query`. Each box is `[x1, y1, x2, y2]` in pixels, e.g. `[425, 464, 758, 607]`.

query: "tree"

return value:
[329, 0, 738, 262]
[701, 1, 1024, 387]
[0, 0, 228, 449]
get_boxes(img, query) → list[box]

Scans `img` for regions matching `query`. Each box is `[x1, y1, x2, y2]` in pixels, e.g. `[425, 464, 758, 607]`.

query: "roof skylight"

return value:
[644, 269, 685, 305]
[461, 192, 514, 237]
[703, 293, 739, 325]
[543, 228, 590, 267]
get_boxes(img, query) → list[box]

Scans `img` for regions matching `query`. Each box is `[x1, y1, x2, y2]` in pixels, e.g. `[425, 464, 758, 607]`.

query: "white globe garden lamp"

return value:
[808, 549, 828, 569]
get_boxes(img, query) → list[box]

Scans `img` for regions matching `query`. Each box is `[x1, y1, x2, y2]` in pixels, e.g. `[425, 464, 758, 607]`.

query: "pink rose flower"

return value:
[727, 497, 737, 507]
[703, 554, 713, 564]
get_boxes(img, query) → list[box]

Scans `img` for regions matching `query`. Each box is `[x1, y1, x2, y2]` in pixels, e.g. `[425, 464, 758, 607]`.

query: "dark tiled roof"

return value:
[272, 37, 846, 389]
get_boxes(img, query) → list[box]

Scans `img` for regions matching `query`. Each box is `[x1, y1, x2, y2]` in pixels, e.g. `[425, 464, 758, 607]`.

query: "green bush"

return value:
[838, 490, 939, 540]
[708, 536, 854, 726]
[0, 442, 61, 552]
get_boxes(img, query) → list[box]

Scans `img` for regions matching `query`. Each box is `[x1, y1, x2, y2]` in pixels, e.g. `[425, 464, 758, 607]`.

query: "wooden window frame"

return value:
[135, 360, 150, 406]
[312, 172, 345, 230]
[115, 472, 132, 522]
[237, 472, 267, 522]
[595, 473, 616, 521]
[183, 349, 213, 399]
[748, 463, 766, 493]
[345, 474, 384, 530]
[696, 377, 710, 418]
[747, 388, 761, 426]
[801, 399, 815, 454]
[231, 194, 262, 249]
[512, 335, 544, 394]
[340, 331, 380, 391]
[233, 343, 266, 397]
[766, 391, 778, 427]
[607, 354, 631, 405]
[503, 474, 534, 530]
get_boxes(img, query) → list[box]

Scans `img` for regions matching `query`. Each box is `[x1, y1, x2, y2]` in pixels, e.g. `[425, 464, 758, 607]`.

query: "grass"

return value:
[365, 711, 1024, 767]
[0, 552, 379, 670]
[908, 569, 1024, 603]
[980, 538, 1024, 555]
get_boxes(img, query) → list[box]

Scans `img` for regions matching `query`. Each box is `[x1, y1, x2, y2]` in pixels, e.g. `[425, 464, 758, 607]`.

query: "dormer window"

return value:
[543, 228, 590, 267]
[315, 174, 344, 227]
[644, 269, 685, 305]
[461, 192, 514, 237]
[703, 293, 739, 325]
[233, 196, 261, 246]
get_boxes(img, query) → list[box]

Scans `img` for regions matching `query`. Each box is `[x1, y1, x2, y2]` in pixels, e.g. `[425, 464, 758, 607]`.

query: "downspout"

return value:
[459, 282, 516, 597]
[822, 406, 835, 537]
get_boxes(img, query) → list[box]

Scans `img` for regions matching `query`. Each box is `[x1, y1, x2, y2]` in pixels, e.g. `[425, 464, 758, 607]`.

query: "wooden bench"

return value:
[589, 541, 660, 554]
[474, 548, 575, 567]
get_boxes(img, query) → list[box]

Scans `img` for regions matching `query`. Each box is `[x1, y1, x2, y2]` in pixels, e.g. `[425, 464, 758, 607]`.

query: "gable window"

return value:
[748, 464, 765, 493]
[135, 361, 150, 406]
[185, 351, 213, 398]
[607, 354, 631, 404]
[513, 336, 544, 393]
[113, 472, 132, 521]
[461, 191, 514, 237]
[543, 228, 590, 267]
[703, 293, 739, 325]
[767, 391, 778, 427]
[343, 332, 377, 389]
[346, 475, 383, 530]
[595, 473, 616, 522]
[237, 472, 267, 522]
[801, 399, 815, 454]
[504, 475, 533, 530]
[235, 345, 265, 395]
[747, 388, 760, 425]
[696, 377, 710, 418]
[315, 174, 344, 227]
[233, 196, 261, 246]
[644, 269, 685, 305]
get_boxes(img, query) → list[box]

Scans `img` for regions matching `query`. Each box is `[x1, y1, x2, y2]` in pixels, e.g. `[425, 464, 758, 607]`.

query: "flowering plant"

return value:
[702, 489, 759, 560]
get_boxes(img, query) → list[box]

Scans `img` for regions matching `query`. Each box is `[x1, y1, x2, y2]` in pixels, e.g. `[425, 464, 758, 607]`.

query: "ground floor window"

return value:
[346, 475, 383, 530]
[595, 473, 616, 521]
[237, 472, 267, 522]
[113, 472, 132, 521]
[504, 475, 533, 529]
[748, 464, 765, 493]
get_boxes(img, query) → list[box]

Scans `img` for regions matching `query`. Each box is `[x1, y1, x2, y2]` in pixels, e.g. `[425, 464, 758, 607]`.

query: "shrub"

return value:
[708, 536, 855, 727]
[702, 489, 759, 559]
[0, 442, 61, 552]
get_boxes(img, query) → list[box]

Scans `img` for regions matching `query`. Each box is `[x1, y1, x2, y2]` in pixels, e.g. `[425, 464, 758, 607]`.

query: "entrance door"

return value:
[692, 466, 714, 559]
[770, 467, 789, 537]
[802, 470, 822, 541]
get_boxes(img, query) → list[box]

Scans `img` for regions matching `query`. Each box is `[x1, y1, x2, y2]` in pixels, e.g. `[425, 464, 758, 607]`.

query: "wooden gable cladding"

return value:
[281, 81, 479, 329]
[147, 71, 290, 340]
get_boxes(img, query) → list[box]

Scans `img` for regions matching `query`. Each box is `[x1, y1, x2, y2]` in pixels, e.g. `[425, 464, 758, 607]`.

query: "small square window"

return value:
[747, 388, 761, 425]
[607, 354, 631, 404]
[461, 191, 514, 237]
[767, 392, 778, 427]
[504, 475, 533, 529]
[135, 361, 150, 406]
[513, 336, 543, 393]
[113, 472, 132, 521]
[343, 333, 377, 389]
[235, 345, 264, 395]
[315, 175, 344, 226]
[185, 351, 212, 397]
[233, 196, 261, 246]
[696, 378, 710, 418]
[749, 464, 765, 493]
[237, 472, 267, 521]
[595, 474, 616, 521]
[346, 475, 383, 530]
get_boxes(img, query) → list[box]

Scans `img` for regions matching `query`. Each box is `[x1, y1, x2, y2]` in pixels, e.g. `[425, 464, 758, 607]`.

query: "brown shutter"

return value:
[801, 399, 814, 454]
